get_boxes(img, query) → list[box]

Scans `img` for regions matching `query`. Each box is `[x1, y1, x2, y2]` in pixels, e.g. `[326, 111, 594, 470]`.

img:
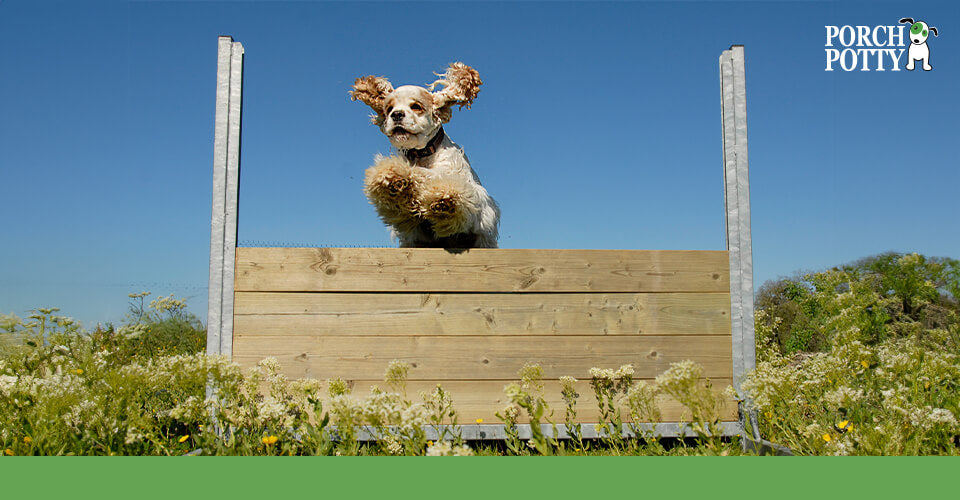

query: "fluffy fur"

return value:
[351, 63, 499, 248]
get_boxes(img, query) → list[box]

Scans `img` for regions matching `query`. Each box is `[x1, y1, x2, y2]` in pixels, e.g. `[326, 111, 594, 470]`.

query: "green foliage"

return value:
[118, 292, 206, 358]
[746, 252, 960, 455]
[588, 365, 633, 452]
[756, 252, 960, 354]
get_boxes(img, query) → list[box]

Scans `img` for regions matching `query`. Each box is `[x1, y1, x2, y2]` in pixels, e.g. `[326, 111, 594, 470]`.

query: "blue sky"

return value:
[1, 1, 957, 328]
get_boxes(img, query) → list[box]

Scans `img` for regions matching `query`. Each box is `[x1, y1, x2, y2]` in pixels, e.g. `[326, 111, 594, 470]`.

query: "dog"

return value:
[900, 18, 938, 71]
[350, 63, 500, 248]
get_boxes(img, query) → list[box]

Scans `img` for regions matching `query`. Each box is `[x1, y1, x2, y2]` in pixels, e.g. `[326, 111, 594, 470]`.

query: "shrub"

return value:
[756, 253, 959, 354]
[745, 253, 960, 455]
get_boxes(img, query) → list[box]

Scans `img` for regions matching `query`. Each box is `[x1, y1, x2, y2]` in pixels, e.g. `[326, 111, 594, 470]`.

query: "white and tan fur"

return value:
[351, 63, 499, 248]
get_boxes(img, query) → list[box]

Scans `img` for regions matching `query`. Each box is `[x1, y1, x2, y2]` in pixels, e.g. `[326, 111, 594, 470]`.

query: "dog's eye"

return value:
[410, 103, 424, 112]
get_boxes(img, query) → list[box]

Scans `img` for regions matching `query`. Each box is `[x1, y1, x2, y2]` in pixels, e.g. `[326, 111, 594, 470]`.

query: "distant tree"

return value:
[755, 252, 959, 355]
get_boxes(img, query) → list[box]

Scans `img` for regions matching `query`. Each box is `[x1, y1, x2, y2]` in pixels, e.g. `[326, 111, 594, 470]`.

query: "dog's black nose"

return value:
[390, 110, 405, 122]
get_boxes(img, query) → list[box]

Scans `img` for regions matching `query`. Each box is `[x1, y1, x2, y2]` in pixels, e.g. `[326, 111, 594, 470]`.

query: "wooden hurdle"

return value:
[207, 37, 757, 440]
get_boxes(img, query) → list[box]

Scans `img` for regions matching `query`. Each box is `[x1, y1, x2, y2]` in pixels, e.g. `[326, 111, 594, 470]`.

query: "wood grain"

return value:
[230, 247, 738, 426]
[234, 292, 731, 337]
[232, 335, 733, 380]
[235, 248, 730, 293]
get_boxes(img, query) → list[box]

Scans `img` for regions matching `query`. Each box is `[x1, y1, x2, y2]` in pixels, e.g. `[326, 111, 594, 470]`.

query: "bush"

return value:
[745, 253, 960, 455]
[756, 252, 960, 354]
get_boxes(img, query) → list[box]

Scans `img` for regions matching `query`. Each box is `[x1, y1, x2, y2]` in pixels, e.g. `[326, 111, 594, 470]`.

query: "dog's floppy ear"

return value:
[429, 62, 482, 123]
[350, 75, 394, 126]
[899, 18, 914, 25]
[930, 26, 938, 36]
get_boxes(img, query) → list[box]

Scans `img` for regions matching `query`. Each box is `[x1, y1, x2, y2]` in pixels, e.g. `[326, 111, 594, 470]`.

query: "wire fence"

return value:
[237, 240, 391, 248]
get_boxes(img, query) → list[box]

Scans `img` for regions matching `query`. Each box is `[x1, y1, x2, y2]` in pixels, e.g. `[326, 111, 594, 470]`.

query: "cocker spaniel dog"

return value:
[350, 63, 500, 248]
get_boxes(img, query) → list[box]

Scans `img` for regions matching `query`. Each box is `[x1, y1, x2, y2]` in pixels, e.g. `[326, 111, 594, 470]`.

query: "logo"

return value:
[901, 18, 939, 71]
[825, 18, 939, 71]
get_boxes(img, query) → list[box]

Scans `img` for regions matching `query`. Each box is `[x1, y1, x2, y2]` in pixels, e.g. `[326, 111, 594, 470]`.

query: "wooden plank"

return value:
[235, 292, 731, 336]
[235, 248, 730, 293]
[232, 335, 732, 380]
[241, 378, 738, 424]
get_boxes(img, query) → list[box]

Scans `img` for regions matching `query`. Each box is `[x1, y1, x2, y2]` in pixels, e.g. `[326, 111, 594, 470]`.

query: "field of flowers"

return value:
[1, 252, 957, 456]
[745, 253, 959, 455]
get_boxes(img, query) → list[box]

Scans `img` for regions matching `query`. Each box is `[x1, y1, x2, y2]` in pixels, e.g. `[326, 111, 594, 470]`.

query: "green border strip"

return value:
[3, 457, 956, 499]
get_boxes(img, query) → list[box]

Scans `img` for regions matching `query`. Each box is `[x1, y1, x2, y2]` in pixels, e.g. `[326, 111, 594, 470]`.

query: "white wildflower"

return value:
[384, 360, 410, 387]
[257, 357, 283, 376]
[427, 441, 473, 457]
[504, 382, 523, 400]
[384, 437, 403, 456]
[124, 427, 145, 445]
[926, 408, 958, 427]
[802, 423, 824, 439]
[823, 386, 864, 409]
[500, 404, 521, 421]
[255, 396, 288, 425]
[426, 440, 452, 456]
[589, 367, 616, 381]
[452, 444, 475, 456]
[0, 375, 16, 397]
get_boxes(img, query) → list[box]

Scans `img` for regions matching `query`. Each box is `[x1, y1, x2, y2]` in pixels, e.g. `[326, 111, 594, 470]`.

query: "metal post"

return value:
[207, 36, 244, 358]
[719, 45, 760, 438]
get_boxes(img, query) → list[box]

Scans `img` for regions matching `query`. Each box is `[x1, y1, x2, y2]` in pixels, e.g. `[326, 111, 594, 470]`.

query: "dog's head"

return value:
[900, 18, 938, 45]
[350, 63, 482, 150]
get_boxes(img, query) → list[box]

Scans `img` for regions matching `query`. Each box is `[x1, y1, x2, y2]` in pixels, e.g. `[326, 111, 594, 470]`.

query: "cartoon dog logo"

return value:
[900, 18, 939, 71]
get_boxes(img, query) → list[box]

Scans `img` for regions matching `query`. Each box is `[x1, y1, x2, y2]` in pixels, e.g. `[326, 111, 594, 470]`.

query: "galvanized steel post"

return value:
[207, 36, 244, 357]
[719, 45, 760, 441]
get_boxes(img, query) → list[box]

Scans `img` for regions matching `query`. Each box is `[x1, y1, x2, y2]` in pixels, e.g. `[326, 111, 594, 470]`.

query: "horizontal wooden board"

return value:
[241, 378, 738, 424]
[232, 335, 733, 380]
[235, 248, 730, 293]
[235, 292, 731, 337]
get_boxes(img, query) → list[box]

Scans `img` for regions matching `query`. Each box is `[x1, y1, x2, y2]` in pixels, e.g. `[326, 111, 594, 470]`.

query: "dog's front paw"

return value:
[364, 155, 422, 231]
[365, 155, 417, 200]
[417, 176, 476, 237]
[387, 177, 410, 196]
[429, 196, 457, 216]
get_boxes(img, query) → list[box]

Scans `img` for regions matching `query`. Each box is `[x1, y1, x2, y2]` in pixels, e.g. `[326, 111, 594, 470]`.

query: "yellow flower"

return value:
[764, 411, 772, 419]
[860, 360, 869, 369]
[822, 434, 831, 442]
[262, 435, 278, 445]
[23, 437, 32, 444]
[475, 418, 483, 424]
[4, 449, 13, 456]
[178, 435, 190, 443]
[838, 420, 849, 429]
[74, 369, 83, 375]
[924, 381, 931, 389]
[427, 441, 433, 447]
